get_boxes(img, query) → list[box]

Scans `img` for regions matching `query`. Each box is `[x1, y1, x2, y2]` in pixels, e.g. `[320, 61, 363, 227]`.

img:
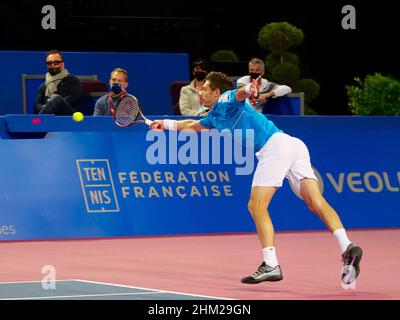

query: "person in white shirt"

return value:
[236, 58, 292, 113]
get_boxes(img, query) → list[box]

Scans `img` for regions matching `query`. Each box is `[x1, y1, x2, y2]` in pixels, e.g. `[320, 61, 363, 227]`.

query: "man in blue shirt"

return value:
[151, 71, 362, 285]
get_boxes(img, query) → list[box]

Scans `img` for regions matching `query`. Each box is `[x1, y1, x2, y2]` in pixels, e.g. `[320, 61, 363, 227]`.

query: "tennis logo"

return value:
[76, 159, 120, 213]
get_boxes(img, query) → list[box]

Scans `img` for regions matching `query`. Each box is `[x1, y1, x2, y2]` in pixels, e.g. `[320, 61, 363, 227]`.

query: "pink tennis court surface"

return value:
[1, 228, 399, 300]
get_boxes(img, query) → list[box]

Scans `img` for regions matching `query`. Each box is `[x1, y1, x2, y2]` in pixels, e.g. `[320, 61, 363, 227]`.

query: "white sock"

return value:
[263, 247, 279, 267]
[333, 228, 352, 254]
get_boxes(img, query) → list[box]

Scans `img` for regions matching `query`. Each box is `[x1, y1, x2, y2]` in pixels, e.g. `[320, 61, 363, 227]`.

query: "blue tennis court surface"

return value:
[0, 280, 228, 300]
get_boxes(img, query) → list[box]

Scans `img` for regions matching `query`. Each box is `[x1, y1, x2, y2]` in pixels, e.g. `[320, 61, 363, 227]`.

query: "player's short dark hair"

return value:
[205, 71, 234, 94]
[46, 49, 63, 60]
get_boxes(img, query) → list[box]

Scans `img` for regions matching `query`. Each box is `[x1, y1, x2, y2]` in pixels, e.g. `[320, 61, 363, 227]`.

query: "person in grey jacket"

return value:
[93, 68, 139, 115]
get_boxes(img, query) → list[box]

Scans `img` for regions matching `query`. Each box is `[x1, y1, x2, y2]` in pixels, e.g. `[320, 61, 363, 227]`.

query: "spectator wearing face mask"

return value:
[236, 58, 292, 113]
[179, 58, 211, 116]
[34, 50, 83, 115]
[93, 67, 137, 116]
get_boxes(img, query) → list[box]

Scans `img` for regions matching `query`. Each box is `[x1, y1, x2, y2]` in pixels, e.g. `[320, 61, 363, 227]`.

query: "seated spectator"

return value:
[236, 58, 292, 113]
[93, 68, 137, 116]
[34, 50, 82, 115]
[179, 58, 211, 116]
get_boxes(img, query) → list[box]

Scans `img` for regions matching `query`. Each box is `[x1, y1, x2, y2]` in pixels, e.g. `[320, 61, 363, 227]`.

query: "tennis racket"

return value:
[111, 94, 161, 129]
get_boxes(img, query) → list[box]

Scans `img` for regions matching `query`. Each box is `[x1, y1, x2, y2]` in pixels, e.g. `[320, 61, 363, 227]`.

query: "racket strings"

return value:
[114, 97, 139, 127]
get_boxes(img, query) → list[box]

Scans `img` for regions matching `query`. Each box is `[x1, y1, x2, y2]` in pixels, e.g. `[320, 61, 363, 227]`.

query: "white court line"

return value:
[76, 279, 233, 300]
[0, 279, 76, 285]
[0, 279, 232, 300]
[0, 291, 165, 300]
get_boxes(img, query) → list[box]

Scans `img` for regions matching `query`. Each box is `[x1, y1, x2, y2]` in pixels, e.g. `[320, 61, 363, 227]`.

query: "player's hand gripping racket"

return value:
[111, 94, 161, 129]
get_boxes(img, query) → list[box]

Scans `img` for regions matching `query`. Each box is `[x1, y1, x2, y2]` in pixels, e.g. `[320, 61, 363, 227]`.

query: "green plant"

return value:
[294, 78, 320, 105]
[270, 62, 300, 87]
[265, 52, 299, 71]
[257, 22, 304, 57]
[304, 105, 318, 115]
[257, 21, 320, 114]
[210, 50, 239, 62]
[346, 73, 400, 115]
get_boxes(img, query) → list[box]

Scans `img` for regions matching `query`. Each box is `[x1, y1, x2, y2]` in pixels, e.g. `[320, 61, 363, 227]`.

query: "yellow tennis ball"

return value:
[72, 112, 84, 122]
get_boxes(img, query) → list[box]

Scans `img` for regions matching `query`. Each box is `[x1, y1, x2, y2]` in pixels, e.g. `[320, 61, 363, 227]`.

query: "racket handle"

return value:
[145, 119, 162, 129]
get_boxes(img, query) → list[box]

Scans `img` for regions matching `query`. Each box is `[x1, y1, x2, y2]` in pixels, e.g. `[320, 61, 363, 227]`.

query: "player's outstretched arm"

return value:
[150, 119, 206, 132]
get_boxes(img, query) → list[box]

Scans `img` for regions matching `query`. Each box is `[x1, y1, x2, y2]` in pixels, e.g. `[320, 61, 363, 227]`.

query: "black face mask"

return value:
[194, 71, 207, 81]
[249, 72, 261, 80]
[110, 83, 123, 95]
[48, 67, 61, 76]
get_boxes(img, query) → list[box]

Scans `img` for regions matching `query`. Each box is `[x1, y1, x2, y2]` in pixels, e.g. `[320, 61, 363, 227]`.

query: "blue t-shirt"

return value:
[199, 89, 283, 152]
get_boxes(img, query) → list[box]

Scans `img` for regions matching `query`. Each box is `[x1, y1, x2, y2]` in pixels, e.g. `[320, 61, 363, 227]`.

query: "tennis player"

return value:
[150, 71, 362, 285]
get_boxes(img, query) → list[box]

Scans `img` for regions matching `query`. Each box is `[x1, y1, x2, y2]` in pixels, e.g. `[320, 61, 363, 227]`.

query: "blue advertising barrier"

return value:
[0, 115, 399, 241]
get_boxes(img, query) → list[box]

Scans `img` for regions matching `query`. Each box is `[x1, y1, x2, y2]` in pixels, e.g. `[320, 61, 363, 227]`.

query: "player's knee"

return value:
[248, 200, 260, 217]
[247, 200, 255, 216]
[248, 199, 267, 216]
[305, 197, 325, 214]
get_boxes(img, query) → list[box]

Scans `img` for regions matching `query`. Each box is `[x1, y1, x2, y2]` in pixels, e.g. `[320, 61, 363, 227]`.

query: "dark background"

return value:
[0, 0, 398, 115]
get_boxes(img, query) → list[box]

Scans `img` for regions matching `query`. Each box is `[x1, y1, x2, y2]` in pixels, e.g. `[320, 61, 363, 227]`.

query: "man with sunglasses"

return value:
[34, 50, 82, 115]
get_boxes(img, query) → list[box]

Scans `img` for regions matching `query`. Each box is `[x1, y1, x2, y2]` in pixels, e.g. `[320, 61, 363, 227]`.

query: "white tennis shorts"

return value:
[252, 132, 318, 197]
